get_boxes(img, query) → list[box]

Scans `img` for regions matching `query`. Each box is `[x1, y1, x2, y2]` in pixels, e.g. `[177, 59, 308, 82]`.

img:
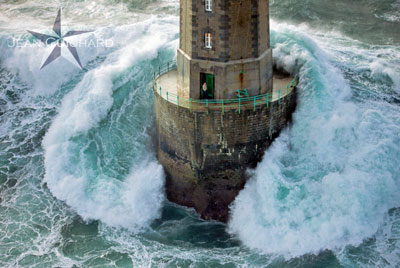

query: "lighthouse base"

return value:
[159, 139, 272, 222]
[153, 73, 297, 222]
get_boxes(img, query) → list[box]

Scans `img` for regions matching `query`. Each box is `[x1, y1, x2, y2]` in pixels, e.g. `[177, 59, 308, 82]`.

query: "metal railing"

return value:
[153, 60, 298, 113]
[153, 60, 177, 81]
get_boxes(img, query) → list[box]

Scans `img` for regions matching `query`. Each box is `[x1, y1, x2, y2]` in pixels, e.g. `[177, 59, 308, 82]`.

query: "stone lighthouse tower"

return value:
[153, 0, 297, 222]
[177, 0, 273, 100]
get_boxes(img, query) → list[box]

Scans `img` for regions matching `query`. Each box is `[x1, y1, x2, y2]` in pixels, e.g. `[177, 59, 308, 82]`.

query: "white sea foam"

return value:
[369, 59, 400, 92]
[229, 22, 400, 259]
[0, 0, 179, 34]
[1, 16, 174, 96]
[42, 17, 178, 231]
[376, 0, 400, 23]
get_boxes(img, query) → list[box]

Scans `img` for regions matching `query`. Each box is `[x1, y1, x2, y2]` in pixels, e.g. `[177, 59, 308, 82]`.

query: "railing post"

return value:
[159, 87, 161, 96]
[177, 96, 179, 106]
[238, 97, 241, 114]
[222, 99, 224, 115]
[278, 90, 281, 105]
[253, 96, 256, 112]
[287, 84, 289, 96]
[206, 99, 208, 108]
[166, 91, 168, 102]
[190, 98, 192, 112]
[158, 66, 160, 76]
[266, 93, 269, 108]
[167, 62, 169, 72]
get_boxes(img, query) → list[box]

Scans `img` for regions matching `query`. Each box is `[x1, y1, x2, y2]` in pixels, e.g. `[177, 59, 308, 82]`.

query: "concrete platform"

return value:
[154, 69, 296, 108]
[155, 70, 178, 99]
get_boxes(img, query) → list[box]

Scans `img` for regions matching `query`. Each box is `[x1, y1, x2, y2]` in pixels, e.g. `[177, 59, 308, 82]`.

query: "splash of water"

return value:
[42, 17, 178, 231]
[229, 22, 400, 260]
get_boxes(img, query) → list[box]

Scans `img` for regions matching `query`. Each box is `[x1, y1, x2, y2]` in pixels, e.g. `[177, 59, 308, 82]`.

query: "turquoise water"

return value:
[0, 0, 399, 267]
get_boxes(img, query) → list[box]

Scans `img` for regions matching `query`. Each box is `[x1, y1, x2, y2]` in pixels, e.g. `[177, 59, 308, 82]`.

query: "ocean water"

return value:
[0, 0, 399, 267]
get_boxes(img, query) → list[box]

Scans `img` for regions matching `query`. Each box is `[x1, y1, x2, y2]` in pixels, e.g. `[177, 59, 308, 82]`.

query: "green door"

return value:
[206, 74, 214, 99]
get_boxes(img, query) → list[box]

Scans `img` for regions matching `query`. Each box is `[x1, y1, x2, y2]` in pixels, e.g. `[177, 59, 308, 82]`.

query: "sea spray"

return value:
[228, 23, 400, 259]
[42, 17, 178, 231]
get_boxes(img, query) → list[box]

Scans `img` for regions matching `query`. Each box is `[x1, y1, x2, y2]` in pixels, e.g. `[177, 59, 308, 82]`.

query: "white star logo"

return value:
[27, 8, 92, 70]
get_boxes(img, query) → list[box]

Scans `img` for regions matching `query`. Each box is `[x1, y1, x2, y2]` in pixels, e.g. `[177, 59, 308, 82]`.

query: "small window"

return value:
[205, 33, 212, 49]
[205, 0, 212, 12]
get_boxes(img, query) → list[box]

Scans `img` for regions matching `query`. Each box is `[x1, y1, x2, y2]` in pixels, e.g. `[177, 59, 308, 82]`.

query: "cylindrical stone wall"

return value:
[154, 88, 296, 222]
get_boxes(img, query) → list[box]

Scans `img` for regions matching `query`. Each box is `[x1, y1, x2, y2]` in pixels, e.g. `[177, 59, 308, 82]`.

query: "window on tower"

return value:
[205, 0, 212, 12]
[205, 33, 212, 48]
